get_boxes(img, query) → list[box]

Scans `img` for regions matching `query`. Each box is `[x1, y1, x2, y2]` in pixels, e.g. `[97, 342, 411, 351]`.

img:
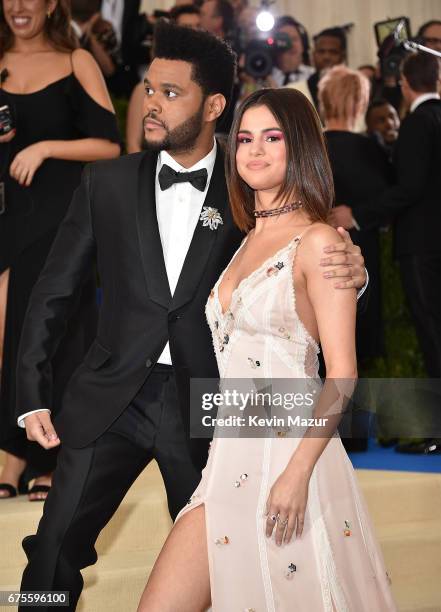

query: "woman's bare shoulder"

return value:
[301, 222, 343, 251]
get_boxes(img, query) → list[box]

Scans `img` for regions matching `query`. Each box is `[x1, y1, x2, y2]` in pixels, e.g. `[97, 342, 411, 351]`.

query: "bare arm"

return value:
[288, 225, 357, 470]
[126, 82, 145, 154]
[266, 224, 357, 545]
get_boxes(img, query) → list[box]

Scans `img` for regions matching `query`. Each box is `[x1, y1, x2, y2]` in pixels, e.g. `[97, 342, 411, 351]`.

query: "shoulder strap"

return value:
[293, 223, 318, 244]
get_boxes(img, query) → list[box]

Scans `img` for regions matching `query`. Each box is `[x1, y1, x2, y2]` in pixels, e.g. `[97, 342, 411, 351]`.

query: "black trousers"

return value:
[19, 365, 201, 611]
[399, 254, 441, 378]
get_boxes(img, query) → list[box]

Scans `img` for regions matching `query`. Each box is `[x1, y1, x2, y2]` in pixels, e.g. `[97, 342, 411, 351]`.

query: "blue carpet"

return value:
[349, 438, 441, 473]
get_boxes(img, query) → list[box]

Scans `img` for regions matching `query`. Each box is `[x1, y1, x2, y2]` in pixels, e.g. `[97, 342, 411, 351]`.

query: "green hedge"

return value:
[361, 230, 424, 378]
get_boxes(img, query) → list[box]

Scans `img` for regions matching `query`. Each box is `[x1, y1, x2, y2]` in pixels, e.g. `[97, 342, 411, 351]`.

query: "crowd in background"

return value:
[0, 0, 440, 502]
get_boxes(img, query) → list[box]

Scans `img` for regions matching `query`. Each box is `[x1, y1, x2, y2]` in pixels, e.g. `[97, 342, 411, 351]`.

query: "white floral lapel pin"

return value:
[200, 206, 223, 231]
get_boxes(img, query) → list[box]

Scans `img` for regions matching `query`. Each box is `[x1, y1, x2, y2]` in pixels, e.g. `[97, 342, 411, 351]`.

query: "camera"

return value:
[0, 105, 14, 136]
[243, 31, 292, 80]
[0, 69, 14, 136]
[374, 17, 412, 79]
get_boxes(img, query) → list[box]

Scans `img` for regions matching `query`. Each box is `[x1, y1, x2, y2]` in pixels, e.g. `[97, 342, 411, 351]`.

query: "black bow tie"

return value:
[158, 164, 208, 192]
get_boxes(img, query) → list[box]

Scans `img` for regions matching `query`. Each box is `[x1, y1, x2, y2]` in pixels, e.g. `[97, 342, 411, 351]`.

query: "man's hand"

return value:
[25, 412, 60, 449]
[320, 227, 366, 289]
[329, 205, 355, 230]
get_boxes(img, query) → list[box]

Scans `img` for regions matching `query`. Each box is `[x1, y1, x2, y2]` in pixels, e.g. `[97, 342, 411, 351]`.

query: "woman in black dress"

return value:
[0, 0, 120, 500]
[318, 66, 394, 364]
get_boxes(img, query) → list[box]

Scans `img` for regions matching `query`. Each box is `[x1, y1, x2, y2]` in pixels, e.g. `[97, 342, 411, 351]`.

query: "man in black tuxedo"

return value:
[331, 52, 441, 453]
[16, 22, 368, 611]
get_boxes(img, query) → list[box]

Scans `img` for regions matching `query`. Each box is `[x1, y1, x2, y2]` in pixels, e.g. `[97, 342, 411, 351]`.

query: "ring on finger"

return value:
[267, 514, 278, 523]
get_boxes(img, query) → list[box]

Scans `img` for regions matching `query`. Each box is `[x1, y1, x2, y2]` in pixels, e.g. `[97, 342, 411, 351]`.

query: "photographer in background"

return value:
[417, 20, 441, 53]
[238, 16, 312, 103]
[270, 16, 313, 86]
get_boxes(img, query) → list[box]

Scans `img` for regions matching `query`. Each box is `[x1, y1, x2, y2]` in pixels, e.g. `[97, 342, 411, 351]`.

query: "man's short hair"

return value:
[402, 52, 440, 93]
[313, 27, 347, 52]
[417, 20, 441, 38]
[169, 4, 200, 23]
[365, 98, 393, 122]
[153, 20, 236, 109]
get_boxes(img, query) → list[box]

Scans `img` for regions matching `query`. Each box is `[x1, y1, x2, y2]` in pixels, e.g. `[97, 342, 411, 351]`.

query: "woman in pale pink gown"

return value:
[138, 88, 397, 612]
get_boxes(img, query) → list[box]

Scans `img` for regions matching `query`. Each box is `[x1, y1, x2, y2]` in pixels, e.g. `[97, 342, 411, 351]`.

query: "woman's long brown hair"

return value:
[226, 88, 335, 233]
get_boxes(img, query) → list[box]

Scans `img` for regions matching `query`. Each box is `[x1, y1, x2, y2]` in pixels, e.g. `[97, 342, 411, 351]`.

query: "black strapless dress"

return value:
[0, 74, 120, 481]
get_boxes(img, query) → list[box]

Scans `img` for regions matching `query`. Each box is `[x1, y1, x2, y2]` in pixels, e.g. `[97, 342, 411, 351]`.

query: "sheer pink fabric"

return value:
[175, 232, 397, 612]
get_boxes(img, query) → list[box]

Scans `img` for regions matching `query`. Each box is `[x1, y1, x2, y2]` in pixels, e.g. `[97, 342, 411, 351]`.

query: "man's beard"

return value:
[143, 103, 205, 154]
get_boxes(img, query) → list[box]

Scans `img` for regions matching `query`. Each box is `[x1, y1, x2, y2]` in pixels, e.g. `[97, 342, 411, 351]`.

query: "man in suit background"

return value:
[16, 22, 368, 610]
[331, 52, 441, 453]
[71, 0, 148, 97]
[101, 0, 148, 97]
[308, 27, 347, 109]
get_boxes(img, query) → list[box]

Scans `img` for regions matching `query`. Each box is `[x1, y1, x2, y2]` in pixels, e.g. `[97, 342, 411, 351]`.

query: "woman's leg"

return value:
[0, 268, 9, 369]
[0, 452, 26, 497]
[137, 505, 211, 612]
[0, 270, 28, 497]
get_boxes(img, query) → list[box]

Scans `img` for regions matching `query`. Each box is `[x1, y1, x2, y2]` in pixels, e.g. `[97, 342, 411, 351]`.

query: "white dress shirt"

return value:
[410, 92, 440, 113]
[156, 141, 217, 363]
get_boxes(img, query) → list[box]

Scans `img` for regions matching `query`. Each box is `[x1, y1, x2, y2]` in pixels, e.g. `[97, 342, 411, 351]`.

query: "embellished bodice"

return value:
[206, 233, 320, 380]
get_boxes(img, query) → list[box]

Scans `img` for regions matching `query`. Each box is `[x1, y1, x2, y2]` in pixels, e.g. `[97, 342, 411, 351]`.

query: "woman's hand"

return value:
[10, 141, 49, 186]
[0, 128, 16, 144]
[265, 463, 312, 546]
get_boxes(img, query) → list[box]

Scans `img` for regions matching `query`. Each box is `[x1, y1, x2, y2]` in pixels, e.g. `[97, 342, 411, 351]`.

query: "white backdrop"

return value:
[139, 0, 440, 68]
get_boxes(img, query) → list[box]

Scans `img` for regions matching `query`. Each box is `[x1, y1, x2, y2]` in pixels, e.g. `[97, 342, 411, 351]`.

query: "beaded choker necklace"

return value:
[254, 201, 303, 218]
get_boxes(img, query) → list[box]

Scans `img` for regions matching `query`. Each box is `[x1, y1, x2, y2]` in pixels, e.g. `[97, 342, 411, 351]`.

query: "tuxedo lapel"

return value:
[136, 152, 172, 309]
[170, 147, 228, 312]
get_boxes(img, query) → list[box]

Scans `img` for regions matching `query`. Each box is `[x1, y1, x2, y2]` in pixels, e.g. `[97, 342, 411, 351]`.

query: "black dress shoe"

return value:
[395, 438, 441, 454]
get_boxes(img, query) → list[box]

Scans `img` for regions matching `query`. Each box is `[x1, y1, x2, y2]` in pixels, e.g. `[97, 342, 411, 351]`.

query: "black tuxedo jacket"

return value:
[355, 98, 441, 258]
[16, 148, 243, 467]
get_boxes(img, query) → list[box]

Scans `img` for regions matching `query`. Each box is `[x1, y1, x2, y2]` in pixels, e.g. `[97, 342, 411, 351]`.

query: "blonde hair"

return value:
[318, 65, 370, 124]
